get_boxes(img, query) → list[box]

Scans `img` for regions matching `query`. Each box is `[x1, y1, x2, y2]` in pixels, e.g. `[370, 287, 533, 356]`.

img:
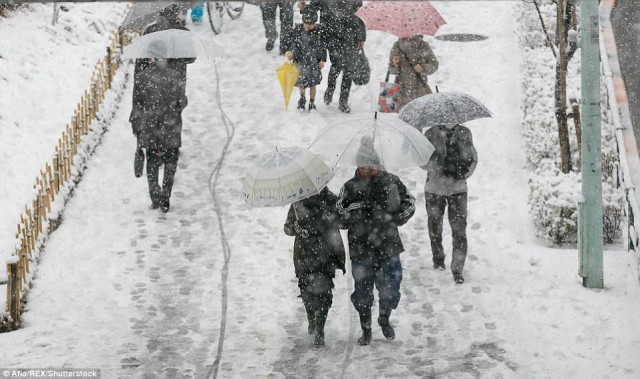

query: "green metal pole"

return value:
[578, 0, 603, 288]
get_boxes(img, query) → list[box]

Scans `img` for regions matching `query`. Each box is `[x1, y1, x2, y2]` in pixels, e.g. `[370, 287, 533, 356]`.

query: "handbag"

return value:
[378, 71, 402, 113]
[350, 48, 370, 86]
[134, 143, 145, 178]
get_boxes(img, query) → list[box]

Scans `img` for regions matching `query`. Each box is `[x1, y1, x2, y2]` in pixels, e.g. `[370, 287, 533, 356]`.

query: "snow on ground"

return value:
[1, 1, 639, 378]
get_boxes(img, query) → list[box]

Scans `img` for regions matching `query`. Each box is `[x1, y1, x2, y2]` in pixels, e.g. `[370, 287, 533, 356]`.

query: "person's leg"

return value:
[350, 256, 374, 345]
[160, 148, 179, 212]
[309, 86, 317, 110]
[425, 192, 448, 269]
[298, 85, 306, 109]
[310, 274, 334, 347]
[145, 149, 162, 208]
[260, 3, 278, 51]
[448, 192, 468, 283]
[374, 255, 402, 340]
[277, 1, 294, 55]
[324, 41, 341, 105]
[338, 56, 353, 112]
[298, 276, 315, 334]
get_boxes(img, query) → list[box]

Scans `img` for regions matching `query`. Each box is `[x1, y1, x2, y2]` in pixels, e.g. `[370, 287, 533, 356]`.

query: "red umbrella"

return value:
[355, 1, 446, 38]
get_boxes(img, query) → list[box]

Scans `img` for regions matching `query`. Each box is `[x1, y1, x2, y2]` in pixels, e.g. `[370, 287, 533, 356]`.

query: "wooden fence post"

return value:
[7, 263, 20, 325]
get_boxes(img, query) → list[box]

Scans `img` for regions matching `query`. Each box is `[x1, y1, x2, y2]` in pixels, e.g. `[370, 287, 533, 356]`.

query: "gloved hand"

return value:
[293, 221, 310, 239]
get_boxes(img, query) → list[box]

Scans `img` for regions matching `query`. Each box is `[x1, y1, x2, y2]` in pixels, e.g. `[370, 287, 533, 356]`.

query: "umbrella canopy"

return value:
[309, 113, 435, 170]
[399, 92, 492, 131]
[123, 29, 228, 59]
[355, 1, 446, 38]
[242, 147, 334, 207]
[121, 2, 195, 32]
[276, 61, 300, 109]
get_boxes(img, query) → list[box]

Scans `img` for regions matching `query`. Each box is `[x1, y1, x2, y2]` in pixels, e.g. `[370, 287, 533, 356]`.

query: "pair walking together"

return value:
[284, 133, 477, 347]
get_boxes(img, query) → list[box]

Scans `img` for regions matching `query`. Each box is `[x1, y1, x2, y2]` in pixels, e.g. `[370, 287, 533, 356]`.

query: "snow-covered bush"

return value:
[517, 0, 623, 244]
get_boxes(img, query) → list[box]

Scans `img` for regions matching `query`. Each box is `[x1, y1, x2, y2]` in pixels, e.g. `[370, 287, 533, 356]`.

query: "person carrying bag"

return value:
[388, 35, 438, 109]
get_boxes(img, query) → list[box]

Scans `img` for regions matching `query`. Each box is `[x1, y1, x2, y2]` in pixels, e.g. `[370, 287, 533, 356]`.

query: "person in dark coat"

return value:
[299, 0, 364, 113]
[337, 137, 416, 346]
[130, 40, 188, 213]
[260, 0, 295, 54]
[284, 12, 327, 112]
[129, 4, 195, 178]
[423, 124, 477, 284]
[284, 186, 346, 347]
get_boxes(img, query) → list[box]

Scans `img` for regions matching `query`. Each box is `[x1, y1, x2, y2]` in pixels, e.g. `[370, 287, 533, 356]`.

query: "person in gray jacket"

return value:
[423, 123, 477, 284]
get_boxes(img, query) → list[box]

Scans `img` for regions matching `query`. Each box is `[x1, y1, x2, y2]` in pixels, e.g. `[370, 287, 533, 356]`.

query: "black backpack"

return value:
[442, 126, 475, 180]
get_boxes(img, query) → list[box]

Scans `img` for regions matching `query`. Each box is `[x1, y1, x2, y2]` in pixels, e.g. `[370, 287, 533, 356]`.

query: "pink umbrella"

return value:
[355, 1, 446, 38]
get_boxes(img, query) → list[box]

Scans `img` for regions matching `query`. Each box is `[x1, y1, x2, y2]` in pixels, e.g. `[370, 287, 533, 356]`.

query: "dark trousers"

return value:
[260, 0, 293, 54]
[425, 192, 468, 274]
[350, 255, 402, 318]
[326, 38, 353, 104]
[146, 148, 179, 206]
[298, 273, 334, 313]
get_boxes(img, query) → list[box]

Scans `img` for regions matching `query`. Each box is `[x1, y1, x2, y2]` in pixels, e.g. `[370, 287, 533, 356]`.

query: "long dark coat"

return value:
[337, 170, 415, 259]
[284, 187, 346, 278]
[302, 0, 362, 37]
[388, 35, 439, 108]
[131, 63, 187, 149]
[129, 15, 195, 132]
[286, 24, 328, 87]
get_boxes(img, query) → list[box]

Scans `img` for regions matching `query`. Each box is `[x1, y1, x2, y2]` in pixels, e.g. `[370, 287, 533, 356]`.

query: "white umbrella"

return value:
[123, 29, 228, 60]
[309, 113, 435, 170]
[242, 147, 334, 208]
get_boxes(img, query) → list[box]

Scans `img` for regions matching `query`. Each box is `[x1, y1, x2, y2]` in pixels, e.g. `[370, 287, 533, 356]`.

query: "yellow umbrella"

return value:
[276, 61, 300, 109]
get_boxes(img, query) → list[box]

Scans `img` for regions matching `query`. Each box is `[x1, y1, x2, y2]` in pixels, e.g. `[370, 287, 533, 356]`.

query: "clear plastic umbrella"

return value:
[123, 29, 228, 60]
[399, 92, 492, 131]
[309, 113, 435, 170]
[242, 147, 334, 208]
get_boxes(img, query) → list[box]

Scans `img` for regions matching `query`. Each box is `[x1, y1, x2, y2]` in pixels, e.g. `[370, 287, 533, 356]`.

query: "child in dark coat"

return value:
[284, 12, 327, 112]
[284, 186, 345, 347]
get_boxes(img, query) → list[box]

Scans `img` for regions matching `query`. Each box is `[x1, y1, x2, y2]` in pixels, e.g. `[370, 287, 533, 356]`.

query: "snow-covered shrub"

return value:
[517, 0, 623, 245]
[0, 312, 18, 333]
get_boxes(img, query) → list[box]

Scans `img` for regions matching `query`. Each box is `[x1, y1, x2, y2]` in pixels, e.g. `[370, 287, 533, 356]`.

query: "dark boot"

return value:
[357, 313, 372, 346]
[306, 308, 315, 335]
[308, 100, 317, 112]
[313, 309, 327, 347]
[378, 312, 395, 340]
[297, 95, 306, 111]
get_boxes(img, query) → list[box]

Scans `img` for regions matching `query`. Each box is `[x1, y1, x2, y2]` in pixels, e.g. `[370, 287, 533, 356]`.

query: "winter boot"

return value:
[265, 39, 275, 52]
[378, 313, 395, 340]
[453, 273, 465, 284]
[338, 101, 351, 113]
[433, 259, 446, 271]
[308, 100, 317, 112]
[313, 309, 328, 347]
[297, 95, 306, 111]
[357, 313, 372, 346]
[306, 308, 315, 335]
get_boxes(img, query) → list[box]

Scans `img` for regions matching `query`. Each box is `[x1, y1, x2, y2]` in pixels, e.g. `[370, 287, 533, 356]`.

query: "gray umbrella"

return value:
[398, 92, 492, 131]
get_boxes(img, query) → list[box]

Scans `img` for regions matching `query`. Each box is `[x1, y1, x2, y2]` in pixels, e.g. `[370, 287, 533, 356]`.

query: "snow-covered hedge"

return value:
[517, 0, 623, 244]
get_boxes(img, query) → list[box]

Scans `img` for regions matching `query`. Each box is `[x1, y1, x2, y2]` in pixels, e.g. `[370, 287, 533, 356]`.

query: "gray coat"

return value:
[388, 36, 438, 108]
[423, 125, 478, 196]
[131, 63, 187, 149]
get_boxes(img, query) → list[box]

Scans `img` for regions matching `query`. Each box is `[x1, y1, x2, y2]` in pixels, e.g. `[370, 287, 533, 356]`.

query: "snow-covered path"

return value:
[2, 2, 640, 378]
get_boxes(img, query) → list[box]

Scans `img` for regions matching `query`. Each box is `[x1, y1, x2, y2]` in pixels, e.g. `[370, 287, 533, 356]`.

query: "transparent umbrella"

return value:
[309, 113, 435, 170]
[123, 29, 228, 60]
[241, 147, 334, 208]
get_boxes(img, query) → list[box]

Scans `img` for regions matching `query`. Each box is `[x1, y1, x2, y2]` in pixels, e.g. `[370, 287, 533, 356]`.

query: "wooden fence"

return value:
[4, 28, 127, 327]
